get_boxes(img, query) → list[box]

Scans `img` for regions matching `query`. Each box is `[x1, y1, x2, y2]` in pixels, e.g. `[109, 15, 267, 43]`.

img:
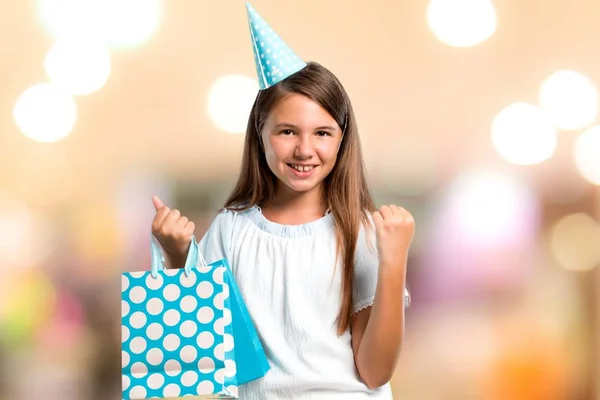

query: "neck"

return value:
[267, 183, 326, 215]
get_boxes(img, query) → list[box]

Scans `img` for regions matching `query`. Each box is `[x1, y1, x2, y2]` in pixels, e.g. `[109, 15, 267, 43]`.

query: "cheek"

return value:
[265, 139, 291, 162]
[316, 142, 339, 164]
[263, 142, 286, 171]
[264, 148, 279, 172]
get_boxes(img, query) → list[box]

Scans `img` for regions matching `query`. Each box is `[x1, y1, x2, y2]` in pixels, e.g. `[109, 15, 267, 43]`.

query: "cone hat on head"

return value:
[246, 2, 306, 90]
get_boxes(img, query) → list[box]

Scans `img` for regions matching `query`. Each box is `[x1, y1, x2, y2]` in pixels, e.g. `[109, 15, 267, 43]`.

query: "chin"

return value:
[282, 179, 322, 194]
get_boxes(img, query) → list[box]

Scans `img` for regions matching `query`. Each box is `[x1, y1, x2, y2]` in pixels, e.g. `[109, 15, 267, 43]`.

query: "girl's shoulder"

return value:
[218, 202, 257, 218]
[209, 206, 242, 228]
[198, 205, 250, 264]
[208, 203, 257, 234]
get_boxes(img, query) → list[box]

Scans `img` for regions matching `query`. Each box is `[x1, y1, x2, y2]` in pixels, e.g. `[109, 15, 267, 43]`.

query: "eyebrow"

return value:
[274, 123, 337, 131]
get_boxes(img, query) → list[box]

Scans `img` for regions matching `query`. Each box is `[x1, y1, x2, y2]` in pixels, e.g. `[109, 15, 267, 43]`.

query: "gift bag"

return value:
[121, 236, 269, 399]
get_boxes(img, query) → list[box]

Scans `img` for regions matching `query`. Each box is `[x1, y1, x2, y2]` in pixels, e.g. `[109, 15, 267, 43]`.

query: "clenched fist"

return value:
[151, 196, 195, 265]
[373, 205, 415, 269]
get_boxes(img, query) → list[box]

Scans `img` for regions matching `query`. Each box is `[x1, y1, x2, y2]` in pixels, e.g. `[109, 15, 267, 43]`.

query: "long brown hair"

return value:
[223, 61, 375, 335]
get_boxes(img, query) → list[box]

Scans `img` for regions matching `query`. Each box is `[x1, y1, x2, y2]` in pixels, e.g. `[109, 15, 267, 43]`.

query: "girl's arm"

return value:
[351, 205, 413, 389]
[351, 257, 407, 389]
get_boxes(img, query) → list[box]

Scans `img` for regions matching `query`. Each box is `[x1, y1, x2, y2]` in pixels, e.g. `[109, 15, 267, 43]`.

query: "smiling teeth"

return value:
[291, 165, 315, 172]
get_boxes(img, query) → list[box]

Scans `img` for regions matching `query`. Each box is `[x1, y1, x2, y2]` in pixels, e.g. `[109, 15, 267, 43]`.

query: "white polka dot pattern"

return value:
[121, 262, 236, 399]
[246, 2, 306, 90]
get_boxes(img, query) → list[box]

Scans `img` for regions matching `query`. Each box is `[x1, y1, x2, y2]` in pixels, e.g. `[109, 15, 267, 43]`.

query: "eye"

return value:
[316, 131, 331, 137]
[280, 129, 294, 135]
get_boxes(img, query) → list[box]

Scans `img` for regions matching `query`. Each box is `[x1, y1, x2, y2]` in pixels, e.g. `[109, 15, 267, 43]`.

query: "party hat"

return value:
[246, 2, 307, 90]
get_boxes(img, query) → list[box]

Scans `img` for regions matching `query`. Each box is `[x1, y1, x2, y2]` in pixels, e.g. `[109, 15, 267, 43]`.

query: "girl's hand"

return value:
[151, 196, 195, 259]
[373, 205, 414, 269]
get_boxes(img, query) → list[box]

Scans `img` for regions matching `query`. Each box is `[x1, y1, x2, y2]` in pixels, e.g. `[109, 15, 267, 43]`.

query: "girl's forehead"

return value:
[268, 94, 336, 124]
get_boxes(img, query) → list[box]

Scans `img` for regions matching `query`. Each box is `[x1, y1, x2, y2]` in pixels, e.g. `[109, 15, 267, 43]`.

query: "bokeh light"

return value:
[0, 190, 32, 257]
[37, 291, 85, 355]
[491, 102, 557, 165]
[421, 169, 539, 301]
[426, 0, 497, 47]
[574, 125, 600, 185]
[207, 75, 258, 134]
[44, 37, 111, 95]
[0, 269, 57, 347]
[37, 0, 100, 40]
[0, 191, 55, 271]
[13, 83, 77, 143]
[445, 169, 538, 247]
[98, 0, 163, 49]
[484, 320, 572, 400]
[539, 70, 598, 131]
[37, 0, 163, 49]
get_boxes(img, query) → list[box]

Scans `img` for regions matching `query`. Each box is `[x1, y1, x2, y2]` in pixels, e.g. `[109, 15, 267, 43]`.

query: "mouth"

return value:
[286, 164, 318, 176]
[287, 164, 317, 172]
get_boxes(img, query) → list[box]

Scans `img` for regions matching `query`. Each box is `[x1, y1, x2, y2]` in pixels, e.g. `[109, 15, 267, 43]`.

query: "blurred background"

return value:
[1, 0, 600, 399]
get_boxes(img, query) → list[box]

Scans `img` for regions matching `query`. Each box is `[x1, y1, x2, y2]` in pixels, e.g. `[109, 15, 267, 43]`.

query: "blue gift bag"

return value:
[121, 236, 269, 399]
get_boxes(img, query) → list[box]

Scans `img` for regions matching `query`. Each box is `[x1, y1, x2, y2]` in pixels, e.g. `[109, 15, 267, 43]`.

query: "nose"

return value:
[294, 133, 315, 159]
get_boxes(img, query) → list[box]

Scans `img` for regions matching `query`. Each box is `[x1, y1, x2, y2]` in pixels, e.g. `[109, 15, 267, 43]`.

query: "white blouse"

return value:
[198, 205, 405, 399]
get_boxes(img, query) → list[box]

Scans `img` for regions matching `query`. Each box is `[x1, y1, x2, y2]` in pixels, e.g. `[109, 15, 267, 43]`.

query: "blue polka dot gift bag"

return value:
[121, 235, 270, 399]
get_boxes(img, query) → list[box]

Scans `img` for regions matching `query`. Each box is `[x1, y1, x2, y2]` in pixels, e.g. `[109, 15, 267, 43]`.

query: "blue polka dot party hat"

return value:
[246, 2, 307, 90]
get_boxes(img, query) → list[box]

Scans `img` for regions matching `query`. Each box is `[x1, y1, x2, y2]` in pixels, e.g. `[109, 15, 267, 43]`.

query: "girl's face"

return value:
[261, 93, 343, 197]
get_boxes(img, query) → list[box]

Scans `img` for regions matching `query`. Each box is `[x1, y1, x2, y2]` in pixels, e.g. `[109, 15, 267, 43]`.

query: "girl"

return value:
[151, 4, 413, 399]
